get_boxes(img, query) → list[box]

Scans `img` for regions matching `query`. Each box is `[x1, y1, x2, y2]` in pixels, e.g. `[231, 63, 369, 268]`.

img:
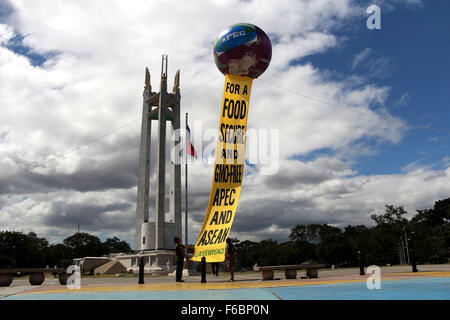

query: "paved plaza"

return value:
[1, 264, 449, 300]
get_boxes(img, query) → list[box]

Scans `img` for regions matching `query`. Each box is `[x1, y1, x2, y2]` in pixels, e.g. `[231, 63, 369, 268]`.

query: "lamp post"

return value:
[403, 226, 410, 264]
[399, 236, 406, 265]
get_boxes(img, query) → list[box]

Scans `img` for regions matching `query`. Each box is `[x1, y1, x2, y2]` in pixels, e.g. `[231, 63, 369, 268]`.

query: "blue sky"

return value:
[303, 1, 450, 175]
[0, 0, 449, 245]
[2, 1, 448, 177]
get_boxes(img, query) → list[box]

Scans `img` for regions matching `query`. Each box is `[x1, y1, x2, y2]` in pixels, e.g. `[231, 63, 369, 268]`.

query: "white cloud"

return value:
[442, 156, 450, 167]
[370, 0, 424, 11]
[351, 48, 392, 78]
[0, 0, 444, 247]
[395, 92, 410, 106]
[227, 162, 450, 241]
[0, 23, 14, 44]
[394, 0, 424, 7]
[351, 48, 372, 69]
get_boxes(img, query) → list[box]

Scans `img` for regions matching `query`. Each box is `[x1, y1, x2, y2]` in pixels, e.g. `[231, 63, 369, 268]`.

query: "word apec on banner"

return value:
[191, 74, 253, 262]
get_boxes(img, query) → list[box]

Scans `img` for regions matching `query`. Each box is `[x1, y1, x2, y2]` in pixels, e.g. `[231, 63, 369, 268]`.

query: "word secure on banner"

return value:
[191, 74, 253, 262]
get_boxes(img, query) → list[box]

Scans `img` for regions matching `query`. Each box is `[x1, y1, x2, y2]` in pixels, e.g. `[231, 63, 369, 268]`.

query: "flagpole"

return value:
[185, 112, 188, 245]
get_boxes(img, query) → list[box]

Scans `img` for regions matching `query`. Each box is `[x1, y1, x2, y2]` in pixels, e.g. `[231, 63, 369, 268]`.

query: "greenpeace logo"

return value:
[221, 31, 246, 42]
[193, 248, 225, 258]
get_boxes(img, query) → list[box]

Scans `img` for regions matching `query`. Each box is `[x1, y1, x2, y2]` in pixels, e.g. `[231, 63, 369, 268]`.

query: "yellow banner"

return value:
[191, 74, 253, 262]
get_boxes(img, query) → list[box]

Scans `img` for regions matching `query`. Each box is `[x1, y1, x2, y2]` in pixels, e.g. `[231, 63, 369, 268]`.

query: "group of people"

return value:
[174, 237, 235, 282]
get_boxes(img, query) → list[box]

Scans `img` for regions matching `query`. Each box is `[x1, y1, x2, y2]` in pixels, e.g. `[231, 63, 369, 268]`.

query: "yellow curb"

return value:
[24, 279, 367, 295]
[22, 270, 450, 295]
[386, 271, 450, 277]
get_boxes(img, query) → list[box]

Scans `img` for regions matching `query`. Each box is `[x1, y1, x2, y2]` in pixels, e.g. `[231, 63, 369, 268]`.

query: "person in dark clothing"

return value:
[174, 237, 193, 282]
[211, 262, 220, 277]
[225, 238, 235, 281]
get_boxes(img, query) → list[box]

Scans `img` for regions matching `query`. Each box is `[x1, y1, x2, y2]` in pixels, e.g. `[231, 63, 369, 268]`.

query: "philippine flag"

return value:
[186, 124, 198, 159]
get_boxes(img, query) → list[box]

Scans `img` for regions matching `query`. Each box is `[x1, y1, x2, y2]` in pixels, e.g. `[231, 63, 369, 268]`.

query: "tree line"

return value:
[232, 198, 449, 270]
[0, 232, 131, 269]
[0, 198, 448, 270]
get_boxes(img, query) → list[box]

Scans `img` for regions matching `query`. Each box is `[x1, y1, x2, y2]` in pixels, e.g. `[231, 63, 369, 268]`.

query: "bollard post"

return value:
[412, 259, 418, 272]
[138, 256, 145, 284]
[359, 265, 365, 275]
[201, 257, 206, 283]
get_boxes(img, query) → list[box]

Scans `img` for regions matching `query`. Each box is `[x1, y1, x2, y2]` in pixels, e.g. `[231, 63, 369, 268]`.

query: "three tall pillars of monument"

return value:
[135, 55, 182, 250]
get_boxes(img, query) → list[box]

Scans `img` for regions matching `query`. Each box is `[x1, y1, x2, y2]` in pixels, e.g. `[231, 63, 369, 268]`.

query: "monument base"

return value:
[115, 250, 177, 275]
[167, 259, 200, 277]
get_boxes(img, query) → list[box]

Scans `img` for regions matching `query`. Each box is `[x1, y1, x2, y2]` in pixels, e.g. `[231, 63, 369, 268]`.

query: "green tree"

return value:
[277, 241, 316, 265]
[256, 239, 280, 266]
[45, 244, 74, 268]
[25, 232, 49, 267]
[0, 231, 48, 268]
[316, 225, 349, 266]
[343, 225, 370, 267]
[289, 224, 322, 244]
[410, 198, 450, 263]
[63, 232, 106, 258]
[368, 205, 408, 265]
[433, 198, 450, 223]
[103, 237, 132, 254]
[235, 240, 259, 270]
[290, 224, 350, 266]
[370, 205, 408, 225]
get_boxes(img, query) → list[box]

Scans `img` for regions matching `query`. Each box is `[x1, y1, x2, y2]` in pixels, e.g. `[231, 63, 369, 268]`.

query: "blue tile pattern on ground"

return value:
[3, 277, 449, 300]
[271, 277, 450, 300]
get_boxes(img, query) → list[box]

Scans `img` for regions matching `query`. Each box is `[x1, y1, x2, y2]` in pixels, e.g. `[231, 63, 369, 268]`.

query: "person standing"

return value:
[174, 237, 193, 282]
[225, 238, 235, 282]
[211, 262, 220, 277]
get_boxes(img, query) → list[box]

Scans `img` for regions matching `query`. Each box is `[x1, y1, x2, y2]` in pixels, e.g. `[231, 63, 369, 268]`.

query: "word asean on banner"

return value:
[191, 74, 252, 262]
[191, 22, 271, 262]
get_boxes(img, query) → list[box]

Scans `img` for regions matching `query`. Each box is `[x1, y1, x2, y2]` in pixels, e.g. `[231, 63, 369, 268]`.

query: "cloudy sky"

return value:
[0, 0, 449, 247]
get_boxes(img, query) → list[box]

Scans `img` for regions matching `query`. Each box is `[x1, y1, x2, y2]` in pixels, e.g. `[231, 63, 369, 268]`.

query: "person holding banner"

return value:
[225, 238, 236, 282]
[174, 237, 193, 282]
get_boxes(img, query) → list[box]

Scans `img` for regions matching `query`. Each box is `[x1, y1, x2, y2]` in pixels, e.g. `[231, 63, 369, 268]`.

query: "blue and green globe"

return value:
[214, 23, 272, 79]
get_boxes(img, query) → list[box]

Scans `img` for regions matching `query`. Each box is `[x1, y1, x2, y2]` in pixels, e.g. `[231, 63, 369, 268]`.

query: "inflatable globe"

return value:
[214, 23, 272, 79]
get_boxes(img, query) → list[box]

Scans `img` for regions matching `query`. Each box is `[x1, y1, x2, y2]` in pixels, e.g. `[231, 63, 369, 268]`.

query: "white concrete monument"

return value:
[133, 55, 182, 273]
